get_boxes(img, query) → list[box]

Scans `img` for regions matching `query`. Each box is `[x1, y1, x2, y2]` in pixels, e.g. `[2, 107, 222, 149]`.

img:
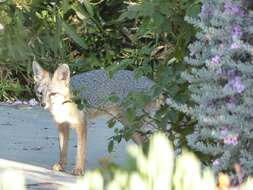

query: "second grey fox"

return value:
[32, 61, 161, 176]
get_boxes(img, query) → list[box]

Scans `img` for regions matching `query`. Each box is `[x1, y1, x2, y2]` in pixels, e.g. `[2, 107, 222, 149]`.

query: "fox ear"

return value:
[32, 61, 48, 81]
[53, 64, 70, 83]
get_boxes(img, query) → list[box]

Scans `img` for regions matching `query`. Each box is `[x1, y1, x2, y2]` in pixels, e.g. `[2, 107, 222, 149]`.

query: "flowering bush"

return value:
[167, 0, 253, 176]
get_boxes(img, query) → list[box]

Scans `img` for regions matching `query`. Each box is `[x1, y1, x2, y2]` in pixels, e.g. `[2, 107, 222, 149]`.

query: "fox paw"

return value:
[72, 167, 84, 176]
[52, 163, 64, 172]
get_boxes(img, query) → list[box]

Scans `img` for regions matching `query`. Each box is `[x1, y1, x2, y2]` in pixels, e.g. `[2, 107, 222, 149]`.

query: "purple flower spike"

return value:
[211, 55, 220, 64]
[201, 4, 213, 18]
[213, 159, 220, 167]
[230, 42, 240, 49]
[223, 135, 238, 145]
[225, 76, 245, 93]
[231, 25, 242, 39]
[224, 2, 245, 16]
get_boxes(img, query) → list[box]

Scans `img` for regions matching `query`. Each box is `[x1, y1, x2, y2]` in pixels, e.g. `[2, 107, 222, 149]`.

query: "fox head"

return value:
[32, 61, 71, 109]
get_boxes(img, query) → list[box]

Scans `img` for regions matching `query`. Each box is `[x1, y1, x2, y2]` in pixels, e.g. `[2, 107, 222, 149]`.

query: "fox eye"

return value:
[37, 91, 42, 97]
[48, 92, 58, 98]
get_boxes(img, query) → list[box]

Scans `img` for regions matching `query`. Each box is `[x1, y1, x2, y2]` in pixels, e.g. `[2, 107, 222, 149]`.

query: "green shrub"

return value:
[72, 133, 253, 190]
[76, 133, 216, 190]
[3, 133, 253, 190]
[0, 0, 200, 153]
[101, 0, 200, 149]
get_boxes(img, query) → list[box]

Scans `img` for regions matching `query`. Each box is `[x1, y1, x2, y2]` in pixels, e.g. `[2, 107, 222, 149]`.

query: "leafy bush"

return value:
[167, 0, 253, 176]
[103, 0, 200, 149]
[0, 0, 200, 151]
[2, 133, 253, 190]
[76, 133, 217, 190]
[0, 0, 71, 100]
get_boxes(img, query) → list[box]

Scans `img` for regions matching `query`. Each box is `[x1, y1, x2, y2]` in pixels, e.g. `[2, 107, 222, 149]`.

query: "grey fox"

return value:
[32, 61, 161, 176]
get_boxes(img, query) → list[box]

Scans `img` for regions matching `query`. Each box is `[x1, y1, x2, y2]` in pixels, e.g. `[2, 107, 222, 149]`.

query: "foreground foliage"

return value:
[1, 133, 253, 190]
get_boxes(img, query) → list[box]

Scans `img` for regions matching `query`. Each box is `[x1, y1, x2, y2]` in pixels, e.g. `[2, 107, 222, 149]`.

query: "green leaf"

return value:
[159, 2, 175, 15]
[167, 110, 179, 123]
[124, 129, 133, 141]
[186, 2, 201, 18]
[140, 1, 154, 17]
[73, 4, 89, 20]
[107, 118, 116, 129]
[83, 0, 94, 17]
[134, 93, 151, 108]
[126, 108, 135, 123]
[108, 140, 114, 153]
[158, 114, 169, 130]
[152, 12, 164, 28]
[108, 95, 120, 103]
[118, 4, 140, 21]
[62, 0, 71, 14]
[107, 59, 133, 78]
[168, 85, 180, 97]
[62, 22, 87, 49]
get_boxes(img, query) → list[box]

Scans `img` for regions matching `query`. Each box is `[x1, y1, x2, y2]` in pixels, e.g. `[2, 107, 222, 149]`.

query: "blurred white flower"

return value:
[0, 23, 4, 31]
[12, 100, 22, 105]
[29, 98, 38, 106]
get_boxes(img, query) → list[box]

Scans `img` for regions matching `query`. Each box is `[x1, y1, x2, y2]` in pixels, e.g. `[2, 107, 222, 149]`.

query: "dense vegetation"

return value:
[168, 0, 253, 176]
[0, 0, 199, 99]
[0, 0, 200, 151]
[4, 0, 253, 178]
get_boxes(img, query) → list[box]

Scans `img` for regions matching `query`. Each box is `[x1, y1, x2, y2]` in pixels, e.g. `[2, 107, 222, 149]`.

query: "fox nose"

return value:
[41, 103, 46, 107]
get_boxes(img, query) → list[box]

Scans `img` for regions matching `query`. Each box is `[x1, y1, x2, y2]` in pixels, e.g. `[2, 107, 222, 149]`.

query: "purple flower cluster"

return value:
[224, 76, 245, 93]
[224, 2, 245, 16]
[226, 96, 236, 109]
[223, 134, 238, 145]
[230, 42, 240, 49]
[211, 55, 220, 64]
[200, 4, 213, 18]
[212, 159, 220, 167]
[231, 25, 243, 39]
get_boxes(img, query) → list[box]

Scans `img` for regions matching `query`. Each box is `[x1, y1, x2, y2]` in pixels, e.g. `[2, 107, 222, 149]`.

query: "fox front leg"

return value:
[72, 121, 87, 176]
[53, 123, 69, 172]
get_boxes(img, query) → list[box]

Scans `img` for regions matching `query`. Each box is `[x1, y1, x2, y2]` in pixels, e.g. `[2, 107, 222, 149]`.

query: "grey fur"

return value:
[70, 70, 155, 108]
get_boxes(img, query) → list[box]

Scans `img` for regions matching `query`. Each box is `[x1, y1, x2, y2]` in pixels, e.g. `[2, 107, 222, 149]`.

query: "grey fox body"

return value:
[32, 62, 159, 176]
[70, 69, 154, 108]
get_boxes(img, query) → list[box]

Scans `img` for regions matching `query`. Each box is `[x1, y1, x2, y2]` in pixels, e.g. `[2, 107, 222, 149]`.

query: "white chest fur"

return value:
[50, 102, 83, 125]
